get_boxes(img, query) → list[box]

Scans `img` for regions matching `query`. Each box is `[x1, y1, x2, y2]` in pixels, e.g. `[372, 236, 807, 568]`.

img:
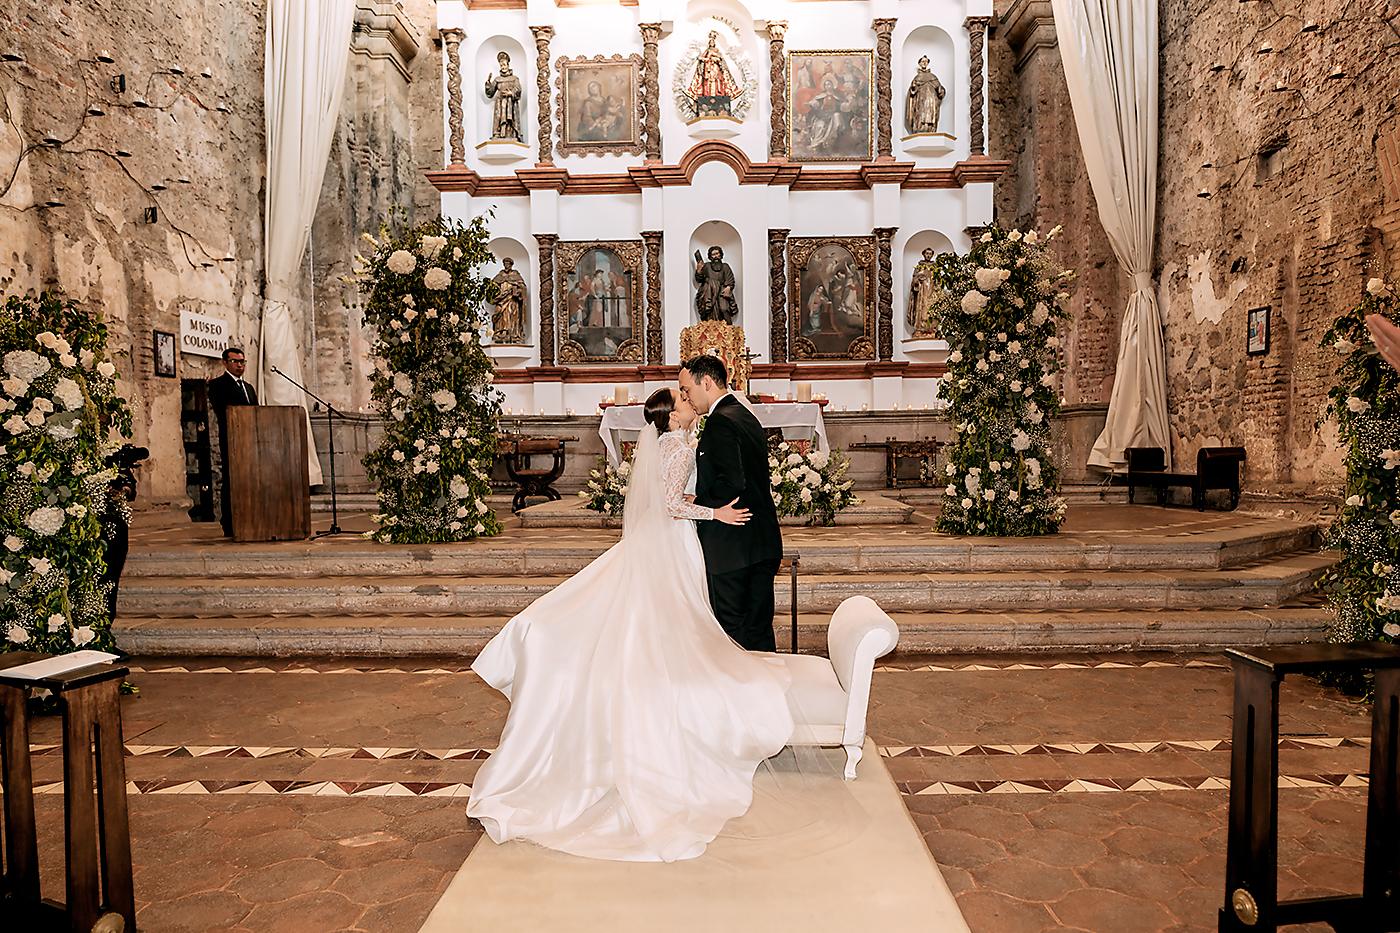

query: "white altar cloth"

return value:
[598, 401, 830, 465]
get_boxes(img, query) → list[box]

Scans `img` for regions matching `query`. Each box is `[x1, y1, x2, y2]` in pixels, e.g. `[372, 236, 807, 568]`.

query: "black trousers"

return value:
[708, 558, 780, 652]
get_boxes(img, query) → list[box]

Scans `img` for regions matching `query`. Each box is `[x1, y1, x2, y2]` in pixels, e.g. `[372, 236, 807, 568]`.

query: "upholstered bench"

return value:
[758, 595, 900, 780]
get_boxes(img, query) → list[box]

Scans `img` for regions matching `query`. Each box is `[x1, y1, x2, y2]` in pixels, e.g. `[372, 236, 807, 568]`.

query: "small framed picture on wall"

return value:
[153, 329, 177, 377]
[1246, 307, 1270, 356]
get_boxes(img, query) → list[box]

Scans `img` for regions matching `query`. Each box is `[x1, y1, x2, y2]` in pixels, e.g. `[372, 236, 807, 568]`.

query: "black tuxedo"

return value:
[694, 394, 782, 651]
[208, 372, 258, 535]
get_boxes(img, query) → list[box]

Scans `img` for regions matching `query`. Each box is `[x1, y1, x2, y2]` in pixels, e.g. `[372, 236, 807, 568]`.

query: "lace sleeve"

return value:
[661, 435, 713, 521]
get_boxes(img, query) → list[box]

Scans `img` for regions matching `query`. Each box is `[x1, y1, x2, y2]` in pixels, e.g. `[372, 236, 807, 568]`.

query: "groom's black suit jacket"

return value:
[693, 395, 782, 575]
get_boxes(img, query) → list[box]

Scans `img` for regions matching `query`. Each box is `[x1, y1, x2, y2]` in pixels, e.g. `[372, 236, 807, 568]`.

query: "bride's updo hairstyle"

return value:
[643, 388, 675, 436]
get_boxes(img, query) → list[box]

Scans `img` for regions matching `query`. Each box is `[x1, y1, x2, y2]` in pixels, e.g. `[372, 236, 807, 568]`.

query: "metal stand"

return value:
[268, 366, 347, 538]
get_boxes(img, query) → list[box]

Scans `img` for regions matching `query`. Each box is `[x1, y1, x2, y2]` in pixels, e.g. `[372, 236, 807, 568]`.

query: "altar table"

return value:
[599, 401, 830, 465]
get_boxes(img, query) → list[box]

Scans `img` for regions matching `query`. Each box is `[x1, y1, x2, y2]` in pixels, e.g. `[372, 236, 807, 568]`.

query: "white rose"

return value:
[799, 487, 813, 503]
[1031, 303, 1050, 325]
[25, 507, 65, 536]
[989, 461, 1002, 473]
[421, 235, 448, 260]
[59, 353, 76, 368]
[4, 414, 27, 434]
[73, 626, 95, 646]
[431, 389, 457, 412]
[809, 451, 829, 469]
[1368, 278, 1390, 296]
[946, 484, 957, 495]
[449, 520, 463, 532]
[1008, 490, 1020, 502]
[1008, 230, 1023, 242]
[28, 556, 51, 575]
[6, 624, 28, 645]
[1334, 337, 1357, 354]
[391, 450, 405, 462]
[387, 250, 417, 274]
[393, 373, 412, 396]
[3, 535, 20, 552]
[46, 613, 65, 632]
[984, 489, 996, 501]
[1040, 374, 1056, 387]
[1024, 230, 1040, 245]
[949, 350, 963, 363]
[974, 268, 1011, 292]
[960, 497, 973, 509]
[1383, 450, 1400, 471]
[475, 500, 489, 515]
[65, 503, 87, 518]
[53, 377, 83, 411]
[79, 348, 95, 368]
[1346, 494, 1363, 507]
[25, 409, 45, 427]
[424, 267, 452, 291]
[474, 522, 486, 535]
[1012, 430, 1032, 452]
[1047, 336, 1061, 348]
[1, 375, 26, 396]
[975, 360, 990, 373]
[1010, 380, 1023, 392]
[961, 291, 990, 315]
[425, 460, 440, 474]
[96, 361, 116, 378]
[1347, 397, 1371, 414]
[1385, 622, 1400, 638]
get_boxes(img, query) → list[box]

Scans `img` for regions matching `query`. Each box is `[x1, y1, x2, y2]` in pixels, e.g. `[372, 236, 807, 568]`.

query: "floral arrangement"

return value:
[927, 224, 1072, 536]
[1318, 274, 1400, 655]
[1, 289, 132, 654]
[356, 217, 504, 544]
[769, 441, 858, 526]
[579, 455, 631, 517]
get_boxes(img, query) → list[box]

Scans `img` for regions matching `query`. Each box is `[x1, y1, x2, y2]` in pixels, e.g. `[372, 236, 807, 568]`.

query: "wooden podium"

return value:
[227, 405, 311, 542]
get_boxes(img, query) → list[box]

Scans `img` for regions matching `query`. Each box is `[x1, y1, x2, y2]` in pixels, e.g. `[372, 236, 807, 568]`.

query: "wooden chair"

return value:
[1125, 446, 1247, 510]
[502, 436, 569, 513]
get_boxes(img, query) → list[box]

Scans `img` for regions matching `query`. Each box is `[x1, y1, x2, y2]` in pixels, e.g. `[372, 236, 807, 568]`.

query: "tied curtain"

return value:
[257, 0, 355, 486]
[1051, 0, 1171, 469]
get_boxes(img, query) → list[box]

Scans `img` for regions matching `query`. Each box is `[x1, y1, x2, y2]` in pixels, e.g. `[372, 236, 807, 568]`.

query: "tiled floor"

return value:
[22, 649, 1373, 932]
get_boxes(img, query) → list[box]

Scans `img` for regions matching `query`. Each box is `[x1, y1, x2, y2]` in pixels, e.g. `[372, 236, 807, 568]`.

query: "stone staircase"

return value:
[115, 515, 1336, 658]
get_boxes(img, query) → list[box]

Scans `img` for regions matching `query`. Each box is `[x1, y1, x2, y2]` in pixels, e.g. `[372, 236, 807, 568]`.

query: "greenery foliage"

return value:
[580, 454, 630, 518]
[768, 441, 857, 526]
[0, 289, 132, 654]
[357, 217, 504, 544]
[927, 224, 1072, 536]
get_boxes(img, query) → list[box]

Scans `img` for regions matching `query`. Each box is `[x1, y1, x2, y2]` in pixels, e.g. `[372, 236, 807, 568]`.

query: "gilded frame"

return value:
[788, 235, 877, 361]
[557, 239, 645, 363]
[786, 50, 875, 163]
[555, 54, 644, 158]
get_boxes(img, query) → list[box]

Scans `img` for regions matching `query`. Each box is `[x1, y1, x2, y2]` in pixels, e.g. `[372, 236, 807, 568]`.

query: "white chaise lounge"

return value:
[763, 595, 900, 780]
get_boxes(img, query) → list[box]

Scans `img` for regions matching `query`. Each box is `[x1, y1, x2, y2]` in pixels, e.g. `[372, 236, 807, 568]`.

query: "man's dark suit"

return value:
[693, 394, 783, 651]
[207, 371, 258, 536]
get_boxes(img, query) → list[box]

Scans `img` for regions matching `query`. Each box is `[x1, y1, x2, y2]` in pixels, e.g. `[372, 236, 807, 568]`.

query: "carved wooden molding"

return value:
[874, 226, 896, 360]
[642, 230, 663, 364]
[965, 17, 992, 156]
[441, 29, 466, 166]
[530, 27, 554, 165]
[423, 145, 1011, 194]
[768, 228, 790, 363]
[534, 233, 558, 366]
[555, 239, 645, 363]
[555, 53, 645, 158]
[788, 235, 878, 361]
[639, 24, 663, 162]
[765, 22, 788, 161]
[490, 360, 947, 384]
[872, 19, 896, 162]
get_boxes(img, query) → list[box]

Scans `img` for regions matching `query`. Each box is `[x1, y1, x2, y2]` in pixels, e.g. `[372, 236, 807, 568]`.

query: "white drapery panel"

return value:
[1051, 0, 1171, 469]
[258, 0, 355, 486]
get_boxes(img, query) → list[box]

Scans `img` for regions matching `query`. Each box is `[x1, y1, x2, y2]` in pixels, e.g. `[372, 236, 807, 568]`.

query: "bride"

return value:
[467, 386, 796, 862]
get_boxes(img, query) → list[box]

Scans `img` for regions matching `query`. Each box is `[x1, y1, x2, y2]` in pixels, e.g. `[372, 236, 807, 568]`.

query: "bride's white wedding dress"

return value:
[467, 426, 795, 862]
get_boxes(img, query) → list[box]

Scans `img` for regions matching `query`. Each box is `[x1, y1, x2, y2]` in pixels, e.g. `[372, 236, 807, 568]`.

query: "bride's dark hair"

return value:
[643, 387, 675, 436]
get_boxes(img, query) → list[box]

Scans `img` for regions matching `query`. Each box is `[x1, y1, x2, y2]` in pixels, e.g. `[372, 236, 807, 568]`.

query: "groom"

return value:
[680, 355, 783, 651]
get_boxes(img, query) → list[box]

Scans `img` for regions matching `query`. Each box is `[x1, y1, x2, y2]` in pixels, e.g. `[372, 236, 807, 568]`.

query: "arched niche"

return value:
[687, 220, 743, 327]
[900, 229, 956, 339]
[485, 236, 532, 347]
[475, 35, 529, 148]
[899, 26, 957, 144]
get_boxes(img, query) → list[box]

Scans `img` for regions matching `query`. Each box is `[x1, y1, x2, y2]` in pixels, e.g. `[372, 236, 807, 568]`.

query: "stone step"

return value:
[111, 605, 1332, 658]
[122, 522, 1322, 578]
[516, 494, 917, 528]
[117, 552, 1333, 618]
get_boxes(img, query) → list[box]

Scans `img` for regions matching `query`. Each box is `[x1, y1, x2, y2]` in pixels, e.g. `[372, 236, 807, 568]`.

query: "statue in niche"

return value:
[907, 247, 939, 336]
[490, 258, 527, 343]
[905, 56, 946, 135]
[687, 31, 741, 117]
[485, 51, 523, 142]
[694, 246, 738, 324]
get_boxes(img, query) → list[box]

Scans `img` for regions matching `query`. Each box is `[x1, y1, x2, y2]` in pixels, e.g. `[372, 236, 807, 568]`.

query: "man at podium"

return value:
[208, 347, 258, 536]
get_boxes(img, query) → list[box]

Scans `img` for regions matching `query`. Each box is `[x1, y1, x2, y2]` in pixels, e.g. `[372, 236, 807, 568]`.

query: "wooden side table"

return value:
[0, 653, 135, 932]
[1220, 644, 1400, 932]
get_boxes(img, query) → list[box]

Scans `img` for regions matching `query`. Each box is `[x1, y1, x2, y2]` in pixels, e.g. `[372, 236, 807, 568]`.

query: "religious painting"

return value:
[557, 240, 644, 363]
[555, 54, 643, 158]
[153, 330, 177, 378]
[788, 236, 877, 360]
[1247, 306, 1270, 356]
[787, 50, 874, 163]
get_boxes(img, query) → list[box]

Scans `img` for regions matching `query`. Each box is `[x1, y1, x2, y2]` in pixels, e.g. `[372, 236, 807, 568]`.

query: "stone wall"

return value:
[1153, 0, 1398, 491]
[989, 0, 1125, 410]
[0, 0, 268, 503]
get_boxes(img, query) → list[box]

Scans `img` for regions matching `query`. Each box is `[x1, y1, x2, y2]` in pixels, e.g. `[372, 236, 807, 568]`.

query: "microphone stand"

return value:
[270, 366, 347, 537]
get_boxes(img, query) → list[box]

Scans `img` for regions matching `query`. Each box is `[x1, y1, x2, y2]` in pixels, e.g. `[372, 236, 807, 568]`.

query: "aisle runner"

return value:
[419, 740, 969, 933]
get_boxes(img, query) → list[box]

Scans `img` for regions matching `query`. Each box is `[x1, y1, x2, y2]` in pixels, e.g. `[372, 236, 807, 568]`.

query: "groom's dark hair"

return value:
[643, 387, 676, 436]
[683, 353, 727, 388]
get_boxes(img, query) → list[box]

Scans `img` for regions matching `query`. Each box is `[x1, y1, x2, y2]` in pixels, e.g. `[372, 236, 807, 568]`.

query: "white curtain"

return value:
[1052, 0, 1171, 469]
[258, 0, 355, 486]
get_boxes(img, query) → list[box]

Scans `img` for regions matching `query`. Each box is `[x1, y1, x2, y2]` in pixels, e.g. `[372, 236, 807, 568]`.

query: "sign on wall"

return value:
[179, 309, 230, 358]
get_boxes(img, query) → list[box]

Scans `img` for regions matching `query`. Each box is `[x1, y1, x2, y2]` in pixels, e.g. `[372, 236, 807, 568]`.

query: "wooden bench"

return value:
[1126, 446, 1246, 510]
[0, 653, 135, 932]
[1220, 645, 1400, 931]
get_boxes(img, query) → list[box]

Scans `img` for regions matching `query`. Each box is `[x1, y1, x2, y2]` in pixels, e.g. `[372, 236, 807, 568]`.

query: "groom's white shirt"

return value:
[707, 391, 733, 416]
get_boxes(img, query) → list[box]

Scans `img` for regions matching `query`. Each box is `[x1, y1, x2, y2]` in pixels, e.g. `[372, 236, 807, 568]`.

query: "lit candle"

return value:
[614, 385, 629, 405]
[796, 382, 813, 403]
